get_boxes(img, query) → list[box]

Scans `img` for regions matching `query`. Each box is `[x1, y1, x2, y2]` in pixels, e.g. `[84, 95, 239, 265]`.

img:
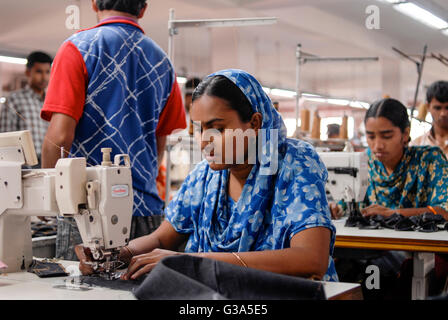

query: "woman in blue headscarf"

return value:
[77, 69, 338, 282]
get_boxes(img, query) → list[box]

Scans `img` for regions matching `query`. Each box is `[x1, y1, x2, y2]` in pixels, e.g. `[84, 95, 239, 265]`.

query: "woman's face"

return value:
[365, 116, 410, 168]
[190, 94, 259, 171]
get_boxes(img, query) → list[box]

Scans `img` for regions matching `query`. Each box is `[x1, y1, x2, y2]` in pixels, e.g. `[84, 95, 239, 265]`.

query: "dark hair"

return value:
[184, 77, 201, 96]
[26, 51, 53, 69]
[192, 75, 254, 122]
[96, 0, 147, 16]
[327, 123, 340, 136]
[426, 81, 448, 103]
[364, 98, 410, 132]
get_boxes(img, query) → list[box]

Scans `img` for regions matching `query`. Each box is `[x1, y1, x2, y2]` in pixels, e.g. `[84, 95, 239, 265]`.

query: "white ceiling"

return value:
[0, 0, 447, 117]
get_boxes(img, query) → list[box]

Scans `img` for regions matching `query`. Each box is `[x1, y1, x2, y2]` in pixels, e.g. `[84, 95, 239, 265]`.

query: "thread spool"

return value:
[340, 115, 348, 140]
[188, 119, 194, 136]
[311, 111, 321, 139]
[101, 148, 112, 166]
[416, 102, 428, 121]
[300, 109, 310, 132]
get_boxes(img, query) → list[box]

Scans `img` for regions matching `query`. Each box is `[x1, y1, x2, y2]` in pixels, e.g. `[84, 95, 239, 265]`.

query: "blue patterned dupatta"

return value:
[166, 69, 338, 281]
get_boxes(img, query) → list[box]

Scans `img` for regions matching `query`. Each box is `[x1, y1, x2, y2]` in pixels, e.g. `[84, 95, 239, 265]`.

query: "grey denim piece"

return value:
[134, 255, 327, 300]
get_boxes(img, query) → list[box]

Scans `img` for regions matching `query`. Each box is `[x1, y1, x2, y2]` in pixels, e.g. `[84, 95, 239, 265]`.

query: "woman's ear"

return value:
[403, 127, 410, 146]
[91, 0, 98, 12]
[250, 113, 263, 133]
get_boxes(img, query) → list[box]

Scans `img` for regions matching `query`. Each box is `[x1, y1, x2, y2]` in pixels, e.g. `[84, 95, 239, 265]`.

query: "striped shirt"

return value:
[41, 19, 186, 217]
[0, 86, 48, 159]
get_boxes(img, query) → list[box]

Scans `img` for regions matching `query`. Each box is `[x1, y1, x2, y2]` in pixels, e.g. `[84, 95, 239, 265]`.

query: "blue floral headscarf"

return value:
[166, 69, 338, 281]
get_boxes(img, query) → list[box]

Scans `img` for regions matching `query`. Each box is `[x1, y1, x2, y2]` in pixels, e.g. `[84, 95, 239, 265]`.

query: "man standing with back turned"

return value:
[41, 0, 186, 260]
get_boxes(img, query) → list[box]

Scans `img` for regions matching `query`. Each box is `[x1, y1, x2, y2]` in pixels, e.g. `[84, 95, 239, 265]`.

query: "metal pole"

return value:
[164, 9, 278, 207]
[295, 44, 378, 135]
[164, 144, 172, 208]
[392, 45, 428, 121]
[303, 57, 379, 63]
[410, 45, 427, 121]
[295, 44, 301, 131]
[168, 8, 176, 62]
[165, 8, 175, 208]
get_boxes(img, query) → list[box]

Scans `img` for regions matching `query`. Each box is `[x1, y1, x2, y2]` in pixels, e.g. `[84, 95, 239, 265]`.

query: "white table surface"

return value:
[0, 260, 135, 300]
[0, 260, 360, 300]
[333, 217, 448, 300]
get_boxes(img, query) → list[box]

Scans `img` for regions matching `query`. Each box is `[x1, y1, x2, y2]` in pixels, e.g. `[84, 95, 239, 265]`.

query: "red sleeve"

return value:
[41, 40, 87, 123]
[156, 77, 187, 136]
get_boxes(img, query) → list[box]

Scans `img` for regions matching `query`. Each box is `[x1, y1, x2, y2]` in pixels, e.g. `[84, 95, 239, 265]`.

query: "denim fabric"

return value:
[55, 217, 82, 261]
[55, 215, 163, 261]
[134, 255, 326, 300]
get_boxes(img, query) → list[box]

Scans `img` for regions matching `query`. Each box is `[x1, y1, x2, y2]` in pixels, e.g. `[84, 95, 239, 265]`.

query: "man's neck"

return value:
[29, 85, 45, 99]
[97, 10, 138, 23]
[432, 125, 448, 141]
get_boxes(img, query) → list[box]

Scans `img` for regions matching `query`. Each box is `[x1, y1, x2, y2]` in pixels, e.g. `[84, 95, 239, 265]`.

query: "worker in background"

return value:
[409, 81, 448, 297]
[332, 98, 448, 298]
[330, 98, 448, 219]
[184, 77, 201, 135]
[410, 80, 448, 157]
[327, 123, 340, 139]
[0, 51, 52, 167]
[77, 69, 338, 283]
[362, 98, 448, 218]
[40, 0, 186, 261]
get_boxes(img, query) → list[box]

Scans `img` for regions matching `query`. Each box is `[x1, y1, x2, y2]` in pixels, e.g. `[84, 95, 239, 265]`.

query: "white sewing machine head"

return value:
[0, 131, 133, 276]
[317, 151, 369, 204]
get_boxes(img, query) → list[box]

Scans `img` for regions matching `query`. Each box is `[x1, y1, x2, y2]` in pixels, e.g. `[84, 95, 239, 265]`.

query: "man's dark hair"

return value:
[192, 75, 254, 122]
[96, 0, 147, 16]
[327, 123, 340, 136]
[365, 98, 410, 133]
[426, 81, 448, 103]
[184, 77, 201, 96]
[26, 51, 53, 69]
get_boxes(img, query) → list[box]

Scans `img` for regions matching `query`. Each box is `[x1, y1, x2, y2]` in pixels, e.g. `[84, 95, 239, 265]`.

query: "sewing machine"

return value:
[318, 152, 369, 223]
[0, 131, 133, 278]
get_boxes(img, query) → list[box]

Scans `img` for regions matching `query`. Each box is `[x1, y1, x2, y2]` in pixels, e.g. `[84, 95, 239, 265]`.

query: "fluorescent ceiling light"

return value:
[0, 55, 27, 65]
[326, 98, 350, 106]
[177, 76, 187, 84]
[303, 96, 369, 108]
[270, 88, 296, 98]
[301, 92, 322, 98]
[378, 0, 402, 3]
[262, 87, 271, 94]
[442, 29, 448, 36]
[349, 101, 370, 109]
[304, 97, 328, 103]
[393, 2, 448, 30]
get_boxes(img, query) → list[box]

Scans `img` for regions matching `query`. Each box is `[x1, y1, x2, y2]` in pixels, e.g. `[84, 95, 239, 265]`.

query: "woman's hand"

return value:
[74, 245, 95, 276]
[121, 248, 183, 280]
[75, 245, 135, 276]
[361, 204, 394, 217]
